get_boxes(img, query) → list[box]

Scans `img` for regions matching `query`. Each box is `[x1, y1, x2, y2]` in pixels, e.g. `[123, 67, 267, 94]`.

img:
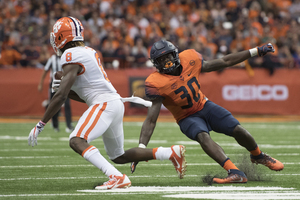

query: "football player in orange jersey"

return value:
[132, 39, 284, 184]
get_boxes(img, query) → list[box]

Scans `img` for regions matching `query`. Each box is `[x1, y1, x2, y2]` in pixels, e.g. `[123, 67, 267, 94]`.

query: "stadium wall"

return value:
[0, 68, 299, 117]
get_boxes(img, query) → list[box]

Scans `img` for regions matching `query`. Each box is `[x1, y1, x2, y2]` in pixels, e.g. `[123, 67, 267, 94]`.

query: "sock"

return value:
[82, 145, 122, 177]
[250, 145, 262, 156]
[221, 158, 239, 171]
[152, 147, 172, 161]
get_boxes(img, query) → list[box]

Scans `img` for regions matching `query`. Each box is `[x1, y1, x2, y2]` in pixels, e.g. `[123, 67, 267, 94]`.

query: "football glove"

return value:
[257, 43, 275, 57]
[131, 144, 147, 173]
[51, 76, 61, 93]
[131, 161, 139, 173]
[28, 121, 45, 147]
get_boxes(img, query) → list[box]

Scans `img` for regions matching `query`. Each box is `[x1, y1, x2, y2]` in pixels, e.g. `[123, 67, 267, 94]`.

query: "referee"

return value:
[38, 54, 74, 133]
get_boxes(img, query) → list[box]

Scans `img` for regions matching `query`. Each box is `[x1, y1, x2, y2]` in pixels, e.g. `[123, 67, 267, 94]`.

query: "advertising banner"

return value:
[0, 68, 299, 116]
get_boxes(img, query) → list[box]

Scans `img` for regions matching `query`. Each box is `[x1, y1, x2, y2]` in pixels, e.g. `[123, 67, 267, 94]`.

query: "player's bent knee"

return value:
[196, 132, 210, 144]
[69, 137, 88, 154]
[232, 125, 250, 136]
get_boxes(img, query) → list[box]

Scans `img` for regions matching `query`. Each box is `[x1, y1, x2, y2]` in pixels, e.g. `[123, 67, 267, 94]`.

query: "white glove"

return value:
[28, 121, 45, 147]
[51, 77, 61, 93]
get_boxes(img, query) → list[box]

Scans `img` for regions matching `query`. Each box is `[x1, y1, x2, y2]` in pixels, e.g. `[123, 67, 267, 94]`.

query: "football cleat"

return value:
[250, 152, 284, 171]
[95, 174, 131, 190]
[213, 169, 248, 184]
[169, 145, 187, 179]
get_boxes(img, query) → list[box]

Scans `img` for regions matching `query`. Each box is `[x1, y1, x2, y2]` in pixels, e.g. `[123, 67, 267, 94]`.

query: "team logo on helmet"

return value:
[53, 21, 63, 33]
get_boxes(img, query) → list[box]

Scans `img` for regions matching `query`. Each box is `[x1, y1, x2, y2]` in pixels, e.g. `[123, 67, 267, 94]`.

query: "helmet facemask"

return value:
[155, 52, 180, 74]
[150, 40, 180, 74]
[50, 32, 63, 56]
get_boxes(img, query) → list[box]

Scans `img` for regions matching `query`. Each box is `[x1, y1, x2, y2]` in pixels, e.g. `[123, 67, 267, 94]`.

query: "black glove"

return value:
[131, 162, 139, 173]
[257, 43, 275, 57]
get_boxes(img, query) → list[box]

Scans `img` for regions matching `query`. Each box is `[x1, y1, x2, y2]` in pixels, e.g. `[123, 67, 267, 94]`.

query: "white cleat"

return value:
[169, 145, 187, 179]
[95, 174, 131, 190]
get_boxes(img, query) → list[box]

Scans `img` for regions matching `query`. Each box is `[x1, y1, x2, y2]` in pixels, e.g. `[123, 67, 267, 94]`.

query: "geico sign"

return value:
[222, 85, 288, 101]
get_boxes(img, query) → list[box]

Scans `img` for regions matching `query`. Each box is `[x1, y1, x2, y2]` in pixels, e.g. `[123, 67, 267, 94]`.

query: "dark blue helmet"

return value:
[150, 40, 180, 74]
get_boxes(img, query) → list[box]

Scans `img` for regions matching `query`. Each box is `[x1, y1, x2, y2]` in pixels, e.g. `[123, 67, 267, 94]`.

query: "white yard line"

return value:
[163, 193, 300, 199]
[0, 156, 70, 159]
[1, 186, 299, 199]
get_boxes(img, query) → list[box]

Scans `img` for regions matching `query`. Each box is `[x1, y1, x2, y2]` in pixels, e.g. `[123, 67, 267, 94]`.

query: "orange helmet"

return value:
[50, 16, 84, 56]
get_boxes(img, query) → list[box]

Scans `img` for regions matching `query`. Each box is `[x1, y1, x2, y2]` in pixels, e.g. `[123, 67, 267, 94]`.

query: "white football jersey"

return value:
[60, 46, 121, 106]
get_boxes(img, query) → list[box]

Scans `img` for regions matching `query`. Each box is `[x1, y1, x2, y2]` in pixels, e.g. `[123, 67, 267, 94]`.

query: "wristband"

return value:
[249, 48, 258, 57]
[138, 143, 146, 148]
[39, 120, 46, 126]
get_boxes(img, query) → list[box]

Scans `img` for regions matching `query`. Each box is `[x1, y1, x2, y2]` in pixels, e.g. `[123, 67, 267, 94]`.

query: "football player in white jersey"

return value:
[28, 16, 187, 190]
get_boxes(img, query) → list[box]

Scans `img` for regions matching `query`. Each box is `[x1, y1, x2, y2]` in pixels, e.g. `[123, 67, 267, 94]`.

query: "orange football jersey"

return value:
[145, 49, 207, 123]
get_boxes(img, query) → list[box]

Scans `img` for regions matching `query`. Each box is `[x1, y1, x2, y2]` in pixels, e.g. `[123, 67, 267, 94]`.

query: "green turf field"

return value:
[0, 121, 299, 199]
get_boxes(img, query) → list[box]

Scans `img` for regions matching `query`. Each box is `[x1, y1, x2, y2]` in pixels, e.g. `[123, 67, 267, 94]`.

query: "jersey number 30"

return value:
[174, 77, 200, 109]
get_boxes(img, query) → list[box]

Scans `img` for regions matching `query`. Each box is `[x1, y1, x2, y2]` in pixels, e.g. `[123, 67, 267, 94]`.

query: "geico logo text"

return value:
[222, 85, 288, 101]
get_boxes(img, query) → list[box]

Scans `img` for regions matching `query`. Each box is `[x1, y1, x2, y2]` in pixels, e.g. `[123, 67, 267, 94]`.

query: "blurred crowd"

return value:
[1, 0, 300, 74]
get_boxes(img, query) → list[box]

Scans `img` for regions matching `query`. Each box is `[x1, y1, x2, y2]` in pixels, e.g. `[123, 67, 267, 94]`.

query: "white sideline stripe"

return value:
[242, 124, 300, 130]
[186, 153, 300, 157]
[185, 145, 300, 149]
[0, 186, 296, 197]
[78, 186, 294, 193]
[178, 142, 300, 148]
[0, 149, 71, 152]
[163, 193, 300, 199]
[0, 156, 69, 159]
[0, 194, 93, 197]
[79, 186, 300, 199]
[1, 162, 300, 169]
[1, 174, 300, 181]
[277, 153, 300, 156]
[0, 136, 52, 140]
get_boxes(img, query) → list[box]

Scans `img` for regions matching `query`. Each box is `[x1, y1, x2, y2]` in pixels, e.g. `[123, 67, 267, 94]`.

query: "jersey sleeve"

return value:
[60, 48, 84, 67]
[145, 74, 164, 100]
[191, 49, 204, 71]
[195, 51, 203, 71]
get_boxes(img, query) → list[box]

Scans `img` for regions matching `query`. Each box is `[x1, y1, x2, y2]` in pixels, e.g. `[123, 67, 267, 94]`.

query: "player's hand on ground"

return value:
[131, 144, 148, 173]
[28, 121, 45, 147]
[257, 43, 275, 56]
[131, 161, 139, 173]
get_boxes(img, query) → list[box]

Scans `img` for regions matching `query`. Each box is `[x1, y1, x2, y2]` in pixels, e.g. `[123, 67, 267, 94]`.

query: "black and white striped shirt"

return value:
[44, 55, 61, 80]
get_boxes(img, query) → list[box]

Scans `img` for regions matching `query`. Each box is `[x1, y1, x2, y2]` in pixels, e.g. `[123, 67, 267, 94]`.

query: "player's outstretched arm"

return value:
[201, 43, 275, 73]
[131, 97, 163, 173]
[139, 97, 163, 146]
